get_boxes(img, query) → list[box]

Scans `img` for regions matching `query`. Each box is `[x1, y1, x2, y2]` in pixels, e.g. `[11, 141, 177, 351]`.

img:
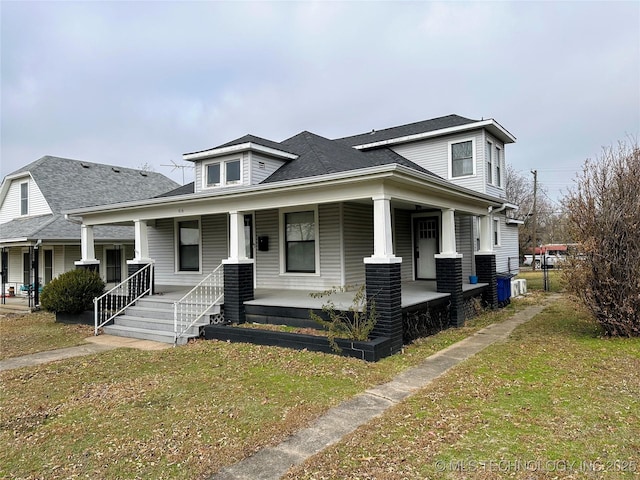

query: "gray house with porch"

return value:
[67, 114, 520, 355]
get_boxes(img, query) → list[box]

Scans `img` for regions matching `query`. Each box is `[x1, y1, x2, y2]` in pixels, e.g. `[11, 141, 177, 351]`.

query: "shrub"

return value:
[563, 140, 640, 336]
[40, 269, 105, 314]
[309, 285, 377, 353]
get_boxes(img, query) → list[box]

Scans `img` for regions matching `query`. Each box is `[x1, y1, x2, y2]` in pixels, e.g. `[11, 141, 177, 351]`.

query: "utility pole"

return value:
[531, 169, 538, 271]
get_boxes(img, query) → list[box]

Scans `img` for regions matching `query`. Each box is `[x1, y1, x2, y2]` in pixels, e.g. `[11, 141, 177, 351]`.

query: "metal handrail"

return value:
[174, 264, 224, 345]
[93, 263, 154, 336]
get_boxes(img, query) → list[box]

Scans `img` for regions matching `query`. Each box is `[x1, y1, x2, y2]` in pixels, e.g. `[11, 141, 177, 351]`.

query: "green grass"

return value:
[284, 297, 640, 479]
[516, 269, 565, 293]
[0, 297, 536, 479]
[0, 311, 93, 360]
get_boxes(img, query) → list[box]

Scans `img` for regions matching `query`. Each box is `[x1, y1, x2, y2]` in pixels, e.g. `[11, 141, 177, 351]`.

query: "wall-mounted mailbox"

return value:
[258, 236, 269, 252]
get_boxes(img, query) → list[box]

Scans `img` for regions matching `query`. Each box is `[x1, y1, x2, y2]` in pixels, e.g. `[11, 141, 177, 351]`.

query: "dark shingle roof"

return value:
[337, 114, 478, 147]
[185, 134, 298, 158]
[156, 182, 195, 198]
[261, 131, 438, 184]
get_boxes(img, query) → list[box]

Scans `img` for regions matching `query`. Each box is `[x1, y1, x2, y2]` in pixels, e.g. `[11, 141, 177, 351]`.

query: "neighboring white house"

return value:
[67, 114, 519, 352]
[0, 156, 179, 299]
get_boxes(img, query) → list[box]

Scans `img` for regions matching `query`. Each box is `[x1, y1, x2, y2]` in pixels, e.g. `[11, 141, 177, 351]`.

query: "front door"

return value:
[414, 217, 439, 279]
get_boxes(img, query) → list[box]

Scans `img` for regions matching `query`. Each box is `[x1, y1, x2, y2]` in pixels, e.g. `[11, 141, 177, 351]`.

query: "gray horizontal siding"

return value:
[344, 202, 373, 286]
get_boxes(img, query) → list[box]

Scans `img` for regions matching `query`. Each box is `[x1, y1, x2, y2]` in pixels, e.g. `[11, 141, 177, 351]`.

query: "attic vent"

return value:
[258, 161, 266, 170]
[81, 163, 90, 168]
[370, 129, 376, 135]
[139, 171, 148, 177]
[112, 167, 120, 173]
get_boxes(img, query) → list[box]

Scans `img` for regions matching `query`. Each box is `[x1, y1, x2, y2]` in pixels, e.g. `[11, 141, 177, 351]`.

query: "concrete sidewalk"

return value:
[211, 295, 559, 480]
[0, 334, 171, 371]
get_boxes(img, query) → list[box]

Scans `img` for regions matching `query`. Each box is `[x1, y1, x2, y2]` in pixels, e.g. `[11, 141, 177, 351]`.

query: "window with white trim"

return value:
[204, 159, 242, 188]
[496, 147, 502, 187]
[486, 141, 493, 184]
[20, 182, 28, 215]
[284, 210, 316, 273]
[450, 139, 475, 178]
[106, 248, 122, 283]
[177, 219, 201, 272]
[493, 218, 501, 246]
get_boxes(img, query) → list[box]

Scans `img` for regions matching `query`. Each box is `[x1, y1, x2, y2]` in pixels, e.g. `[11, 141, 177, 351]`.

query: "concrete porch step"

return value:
[103, 324, 189, 345]
[115, 315, 207, 336]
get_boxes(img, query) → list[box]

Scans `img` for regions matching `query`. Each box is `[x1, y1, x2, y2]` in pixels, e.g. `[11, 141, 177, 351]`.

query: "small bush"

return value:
[309, 285, 378, 353]
[40, 269, 105, 314]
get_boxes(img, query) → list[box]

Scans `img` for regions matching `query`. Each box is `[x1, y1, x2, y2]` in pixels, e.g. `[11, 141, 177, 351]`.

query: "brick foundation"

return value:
[223, 263, 254, 324]
[365, 262, 403, 355]
[436, 256, 464, 327]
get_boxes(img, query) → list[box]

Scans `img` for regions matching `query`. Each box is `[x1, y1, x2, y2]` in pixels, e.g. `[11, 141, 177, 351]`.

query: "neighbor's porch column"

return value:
[127, 220, 154, 296]
[435, 208, 464, 327]
[475, 213, 498, 309]
[75, 224, 99, 272]
[223, 211, 254, 324]
[364, 195, 403, 355]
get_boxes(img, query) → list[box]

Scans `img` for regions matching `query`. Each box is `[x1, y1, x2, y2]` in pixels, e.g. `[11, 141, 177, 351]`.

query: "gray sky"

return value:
[2, 1, 639, 206]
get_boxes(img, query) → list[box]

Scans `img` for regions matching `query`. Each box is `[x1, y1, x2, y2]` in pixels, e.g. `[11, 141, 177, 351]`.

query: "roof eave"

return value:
[183, 142, 298, 161]
[353, 119, 517, 150]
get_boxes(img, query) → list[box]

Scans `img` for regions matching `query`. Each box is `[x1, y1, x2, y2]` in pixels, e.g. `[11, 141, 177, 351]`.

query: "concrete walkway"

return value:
[0, 334, 171, 371]
[211, 295, 559, 480]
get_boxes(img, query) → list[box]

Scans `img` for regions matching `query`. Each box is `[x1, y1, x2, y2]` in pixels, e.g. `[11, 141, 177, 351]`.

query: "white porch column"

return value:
[132, 219, 151, 262]
[365, 194, 401, 264]
[75, 225, 99, 267]
[477, 214, 494, 254]
[225, 211, 253, 264]
[438, 208, 459, 256]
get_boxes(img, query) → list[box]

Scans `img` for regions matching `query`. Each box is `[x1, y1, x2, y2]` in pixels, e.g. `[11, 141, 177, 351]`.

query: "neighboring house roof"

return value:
[16, 156, 180, 212]
[1, 156, 179, 243]
[337, 114, 478, 147]
[0, 214, 134, 242]
[262, 131, 438, 183]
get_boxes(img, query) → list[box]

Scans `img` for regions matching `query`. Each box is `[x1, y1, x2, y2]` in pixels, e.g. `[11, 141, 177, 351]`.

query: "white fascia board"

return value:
[353, 119, 516, 150]
[66, 163, 506, 225]
[183, 143, 298, 161]
[0, 237, 30, 244]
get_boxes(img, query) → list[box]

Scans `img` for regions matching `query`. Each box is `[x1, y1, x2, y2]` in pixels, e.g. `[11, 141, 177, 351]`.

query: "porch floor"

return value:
[154, 281, 488, 311]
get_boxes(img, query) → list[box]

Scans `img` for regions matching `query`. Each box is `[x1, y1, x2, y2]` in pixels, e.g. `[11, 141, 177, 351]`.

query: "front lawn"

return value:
[0, 311, 93, 361]
[0, 296, 536, 479]
[284, 297, 640, 479]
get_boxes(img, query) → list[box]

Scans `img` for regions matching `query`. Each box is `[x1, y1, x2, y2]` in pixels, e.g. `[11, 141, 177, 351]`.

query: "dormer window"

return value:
[20, 182, 28, 215]
[204, 159, 242, 188]
[449, 139, 475, 178]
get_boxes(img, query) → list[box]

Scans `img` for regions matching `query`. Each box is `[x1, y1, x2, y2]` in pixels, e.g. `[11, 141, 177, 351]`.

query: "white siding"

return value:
[250, 153, 286, 184]
[255, 209, 280, 287]
[393, 209, 413, 281]
[498, 217, 520, 274]
[64, 245, 81, 272]
[343, 203, 373, 286]
[318, 203, 342, 287]
[484, 132, 507, 199]
[0, 176, 52, 223]
[54, 245, 65, 278]
[391, 129, 487, 195]
[149, 215, 228, 287]
[456, 215, 474, 280]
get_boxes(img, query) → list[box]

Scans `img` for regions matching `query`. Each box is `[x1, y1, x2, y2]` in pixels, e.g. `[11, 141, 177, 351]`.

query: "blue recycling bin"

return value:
[496, 273, 515, 306]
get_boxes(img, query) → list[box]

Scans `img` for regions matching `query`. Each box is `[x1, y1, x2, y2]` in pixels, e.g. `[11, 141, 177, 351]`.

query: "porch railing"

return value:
[93, 263, 154, 336]
[174, 264, 224, 345]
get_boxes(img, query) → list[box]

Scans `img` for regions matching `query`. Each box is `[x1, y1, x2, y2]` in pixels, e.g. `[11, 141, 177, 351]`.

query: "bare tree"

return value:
[505, 165, 555, 257]
[563, 139, 640, 336]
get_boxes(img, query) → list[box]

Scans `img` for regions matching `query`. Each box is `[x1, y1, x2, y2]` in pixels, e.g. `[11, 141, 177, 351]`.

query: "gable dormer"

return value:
[0, 172, 52, 224]
[183, 135, 298, 194]
[339, 115, 516, 199]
